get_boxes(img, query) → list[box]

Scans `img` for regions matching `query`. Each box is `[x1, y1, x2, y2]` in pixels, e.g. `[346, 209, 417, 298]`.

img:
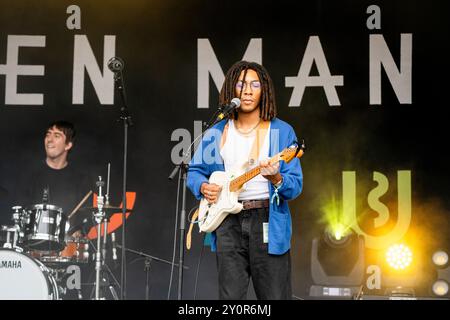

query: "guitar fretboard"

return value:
[229, 156, 279, 192]
[229, 166, 261, 192]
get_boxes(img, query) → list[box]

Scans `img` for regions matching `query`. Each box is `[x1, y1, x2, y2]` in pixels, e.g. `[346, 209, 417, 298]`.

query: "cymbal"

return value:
[67, 205, 132, 235]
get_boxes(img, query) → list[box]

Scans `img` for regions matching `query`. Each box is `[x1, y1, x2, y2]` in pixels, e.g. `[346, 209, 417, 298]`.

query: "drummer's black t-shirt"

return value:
[20, 160, 92, 228]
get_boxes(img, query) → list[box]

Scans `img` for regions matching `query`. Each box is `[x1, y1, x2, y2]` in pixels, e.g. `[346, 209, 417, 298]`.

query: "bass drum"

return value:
[0, 248, 59, 300]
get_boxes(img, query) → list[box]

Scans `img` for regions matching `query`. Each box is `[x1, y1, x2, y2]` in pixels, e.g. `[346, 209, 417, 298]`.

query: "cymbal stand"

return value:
[103, 163, 111, 266]
[94, 176, 106, 300]
[84, 234, 121, 300]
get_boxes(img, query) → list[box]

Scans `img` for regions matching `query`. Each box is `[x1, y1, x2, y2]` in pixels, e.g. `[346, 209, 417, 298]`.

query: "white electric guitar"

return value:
[197, 142, 305, 233]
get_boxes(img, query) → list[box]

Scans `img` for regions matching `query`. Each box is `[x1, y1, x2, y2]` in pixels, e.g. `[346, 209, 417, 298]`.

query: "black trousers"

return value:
[215, 206, 292, 300]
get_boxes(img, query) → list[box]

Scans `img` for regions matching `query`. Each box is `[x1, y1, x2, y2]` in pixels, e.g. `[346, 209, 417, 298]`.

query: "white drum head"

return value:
[0, 249, 53, 300]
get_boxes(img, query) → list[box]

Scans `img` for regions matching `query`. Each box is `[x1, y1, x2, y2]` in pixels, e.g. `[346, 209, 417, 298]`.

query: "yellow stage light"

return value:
[386, 244, 413, 270]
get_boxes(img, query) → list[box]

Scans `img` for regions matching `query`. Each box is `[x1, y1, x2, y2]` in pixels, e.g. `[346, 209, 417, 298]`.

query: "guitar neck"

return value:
[229, 156, 279, 192]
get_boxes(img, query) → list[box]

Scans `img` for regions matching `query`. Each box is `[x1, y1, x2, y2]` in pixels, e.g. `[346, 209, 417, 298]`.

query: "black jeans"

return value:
[215, 206, 292, 300]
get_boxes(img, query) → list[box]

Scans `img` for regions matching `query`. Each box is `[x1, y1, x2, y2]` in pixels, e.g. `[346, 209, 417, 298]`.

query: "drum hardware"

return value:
[91, 175, 120, 300]
[0, 225, 22, 250]
[0, 206, 27, 250]
[12, 205, 26, 230]
[79, 229, 120, 300]
[67, 205, 121, 236]
[86, 274, 119, 300]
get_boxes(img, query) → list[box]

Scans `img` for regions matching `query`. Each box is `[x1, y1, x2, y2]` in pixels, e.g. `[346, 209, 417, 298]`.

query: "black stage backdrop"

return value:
[1, 0, 449, 300]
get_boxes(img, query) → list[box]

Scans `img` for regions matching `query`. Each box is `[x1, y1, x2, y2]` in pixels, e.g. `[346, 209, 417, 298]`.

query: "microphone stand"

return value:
[167, 104, 230, 300]
[116, 244, 189, 300]
[145, 257, 151, 300]
[111, 59, 133, 300]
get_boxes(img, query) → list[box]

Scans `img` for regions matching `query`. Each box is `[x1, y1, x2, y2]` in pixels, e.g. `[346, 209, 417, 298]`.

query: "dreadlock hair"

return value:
[219, 60, 277, 121]
[46, 120, 76, 145]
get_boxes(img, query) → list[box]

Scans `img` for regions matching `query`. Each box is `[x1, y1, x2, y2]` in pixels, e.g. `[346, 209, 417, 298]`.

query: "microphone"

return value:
[107, 57, 124, 73]
[217, 98, 241, 120]
[42, 187, 49, 203]
[111, 232, 118, 261]
[42, 186, 49, 210]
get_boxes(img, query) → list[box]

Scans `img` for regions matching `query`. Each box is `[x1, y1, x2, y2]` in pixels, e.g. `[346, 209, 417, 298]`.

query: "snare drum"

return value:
[22, 204, 68, 252]
[0, 248, 59, 300]
[37, 236, 90, 265]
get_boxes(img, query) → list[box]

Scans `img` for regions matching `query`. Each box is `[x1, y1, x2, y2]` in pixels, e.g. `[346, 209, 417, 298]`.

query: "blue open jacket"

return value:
[187, 117, 303, 255]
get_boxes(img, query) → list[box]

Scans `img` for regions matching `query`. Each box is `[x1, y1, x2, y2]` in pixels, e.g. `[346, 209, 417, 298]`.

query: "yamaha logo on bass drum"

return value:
[0, 260, 22, 269]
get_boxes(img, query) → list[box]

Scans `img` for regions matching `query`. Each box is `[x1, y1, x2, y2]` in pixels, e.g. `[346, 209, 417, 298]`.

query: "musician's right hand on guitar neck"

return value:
[201, 183, 222, 204]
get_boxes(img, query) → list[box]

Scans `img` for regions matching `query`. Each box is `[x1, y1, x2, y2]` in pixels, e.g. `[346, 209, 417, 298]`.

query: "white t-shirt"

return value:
[219, 119, 270, 201]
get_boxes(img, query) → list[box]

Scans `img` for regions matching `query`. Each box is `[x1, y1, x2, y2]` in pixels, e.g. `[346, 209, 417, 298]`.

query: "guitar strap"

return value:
[247, 120, 270, 168]
[186, 208, 199, 250]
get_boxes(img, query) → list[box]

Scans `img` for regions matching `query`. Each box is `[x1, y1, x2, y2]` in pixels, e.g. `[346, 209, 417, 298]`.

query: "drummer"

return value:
[18, 120, 92, 235]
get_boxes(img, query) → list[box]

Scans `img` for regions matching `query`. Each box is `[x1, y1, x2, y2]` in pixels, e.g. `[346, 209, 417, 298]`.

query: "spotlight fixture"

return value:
[430, 250, 450, 298]
[432, 280, 449, 297]
[324, 224, 352, 247]
[432, 251, 448, 267]
[309, 228, 365, 299]
[386, 244, 413, 270]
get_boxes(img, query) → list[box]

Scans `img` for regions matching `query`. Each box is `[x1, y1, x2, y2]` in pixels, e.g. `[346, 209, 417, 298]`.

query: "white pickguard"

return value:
[197, 170, 244, 233]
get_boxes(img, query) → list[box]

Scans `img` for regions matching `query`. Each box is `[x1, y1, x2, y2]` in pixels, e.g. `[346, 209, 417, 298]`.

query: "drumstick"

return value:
[68, 190, 93, 219]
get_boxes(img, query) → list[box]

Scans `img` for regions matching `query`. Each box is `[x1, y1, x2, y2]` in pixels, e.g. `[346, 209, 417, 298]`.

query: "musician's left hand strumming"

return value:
[260, 160, 283, 186]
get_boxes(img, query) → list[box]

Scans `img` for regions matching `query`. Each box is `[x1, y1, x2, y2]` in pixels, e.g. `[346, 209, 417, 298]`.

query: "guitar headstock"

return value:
[278, 139, 306, 164]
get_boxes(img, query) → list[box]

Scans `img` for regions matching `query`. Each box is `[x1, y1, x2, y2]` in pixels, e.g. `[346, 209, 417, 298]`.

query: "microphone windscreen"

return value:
[231, 97, 241, 108]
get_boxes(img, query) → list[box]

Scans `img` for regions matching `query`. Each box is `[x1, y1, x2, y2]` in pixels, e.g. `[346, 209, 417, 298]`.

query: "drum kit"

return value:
[0, 176, 123, 300]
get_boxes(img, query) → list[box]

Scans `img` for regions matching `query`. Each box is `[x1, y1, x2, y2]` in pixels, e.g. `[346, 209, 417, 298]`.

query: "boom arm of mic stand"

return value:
[114, 71, 133, 127]
[168, 109, 224, 181]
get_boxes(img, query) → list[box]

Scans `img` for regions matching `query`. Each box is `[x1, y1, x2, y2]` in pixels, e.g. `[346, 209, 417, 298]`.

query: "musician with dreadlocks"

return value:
[187, 61, 303, 300]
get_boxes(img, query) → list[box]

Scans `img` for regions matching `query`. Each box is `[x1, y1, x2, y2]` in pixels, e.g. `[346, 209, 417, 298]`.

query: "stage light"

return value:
[326, 223, 350, 243]
[429, 250, 450, 298]
[432, 251, 448, 267]
[309, 228, 365, 298]
[324, 224, 353, 247]
[386, 244, 413, 270]
[432, 280, 449, 296]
